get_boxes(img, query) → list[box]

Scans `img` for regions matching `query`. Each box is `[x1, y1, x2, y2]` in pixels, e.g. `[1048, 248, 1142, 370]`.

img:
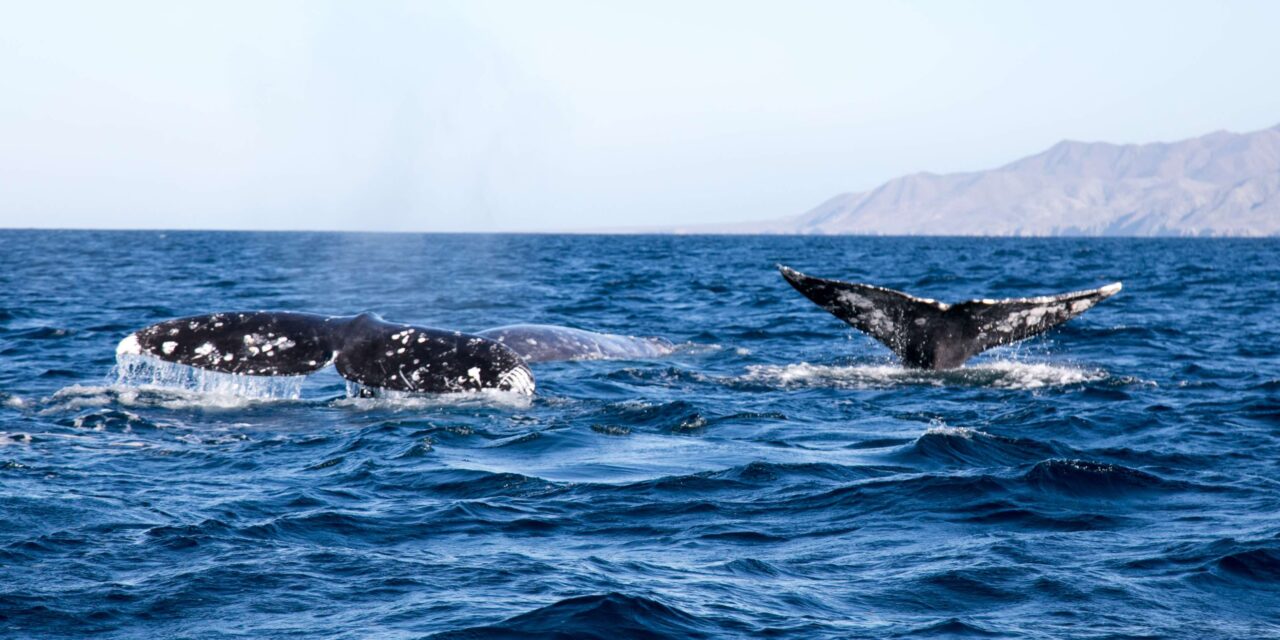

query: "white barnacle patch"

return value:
[194, 342, 215, 356]
[1071, 300, 1094, 313]
[223, 353, 234, 361]
[468, 367, 482, 384]
[161, 341, 178, 355]
[498, 366, 535, 395]
[168, 328, 180, 335]
[1024, 306, 1048, 326]
[116, 334, 142, 356]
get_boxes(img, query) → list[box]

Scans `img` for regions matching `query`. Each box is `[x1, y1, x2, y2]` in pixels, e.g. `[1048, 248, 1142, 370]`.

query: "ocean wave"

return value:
[1212, 547, 1280, 584]
[59, 409, 160, 433]
[579, 399, 787, 436]
[9, 326, 74, 340]
[603, 366, 711, 387]
[907, 617, 1005, 637]
[957, 503, 1124, 531]
[1021, 459, 1174, 496]
[431, 592, 726, 639]
[895, 424, 1062, 468]
[600, 460, 900, 498]
[1125, 538, 1280, 588]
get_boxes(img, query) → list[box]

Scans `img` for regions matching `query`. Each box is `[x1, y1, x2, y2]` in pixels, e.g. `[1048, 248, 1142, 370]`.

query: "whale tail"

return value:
[778, 265, 1121, 370]
[116, 312, 535, 394]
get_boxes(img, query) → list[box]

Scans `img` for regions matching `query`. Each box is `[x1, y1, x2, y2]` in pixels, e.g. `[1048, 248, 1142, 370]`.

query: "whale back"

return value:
[117, 312, 534, 394]
[334, 314, 533, 393]
[476, 324, 675, 363]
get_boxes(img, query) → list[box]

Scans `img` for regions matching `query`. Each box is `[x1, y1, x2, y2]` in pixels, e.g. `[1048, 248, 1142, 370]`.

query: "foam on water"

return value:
[43, 384, 282, 412]
[332, 381, 534, 411]
[921, 423, 982, 439]
[0, 431, 33, 446]
[740, 359, 1108, 390]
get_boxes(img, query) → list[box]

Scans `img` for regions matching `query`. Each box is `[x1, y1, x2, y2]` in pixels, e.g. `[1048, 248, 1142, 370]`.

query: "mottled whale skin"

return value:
[117, 312, 535, 394]
[779, 265, 1122, 369]
[477, 324, 674, 363]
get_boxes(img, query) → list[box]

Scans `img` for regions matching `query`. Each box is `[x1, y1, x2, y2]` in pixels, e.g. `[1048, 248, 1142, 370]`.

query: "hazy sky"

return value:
[2, 0, 1279, 231]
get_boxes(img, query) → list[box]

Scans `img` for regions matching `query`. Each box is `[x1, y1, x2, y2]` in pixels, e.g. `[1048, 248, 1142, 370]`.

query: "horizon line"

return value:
[1, 226, 1276, 239]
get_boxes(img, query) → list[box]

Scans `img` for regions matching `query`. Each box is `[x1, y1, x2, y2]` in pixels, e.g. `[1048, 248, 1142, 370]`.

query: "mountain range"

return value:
[678, 123, 1280, 236]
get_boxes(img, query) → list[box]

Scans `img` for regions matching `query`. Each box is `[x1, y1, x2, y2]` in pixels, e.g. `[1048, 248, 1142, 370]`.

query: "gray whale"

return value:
[117, 312, 673, 395]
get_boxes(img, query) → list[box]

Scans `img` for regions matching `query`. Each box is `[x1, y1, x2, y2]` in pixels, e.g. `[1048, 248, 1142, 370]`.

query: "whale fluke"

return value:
[778, 265, 1121, 370]
[117, 312, 534, 394]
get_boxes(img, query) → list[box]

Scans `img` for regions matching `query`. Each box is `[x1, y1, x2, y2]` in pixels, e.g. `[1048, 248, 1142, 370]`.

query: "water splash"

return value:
[113, 354, 307, 400]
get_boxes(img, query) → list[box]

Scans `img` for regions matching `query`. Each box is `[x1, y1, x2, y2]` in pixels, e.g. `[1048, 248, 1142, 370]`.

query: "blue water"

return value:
[1, 231, 1278, 639]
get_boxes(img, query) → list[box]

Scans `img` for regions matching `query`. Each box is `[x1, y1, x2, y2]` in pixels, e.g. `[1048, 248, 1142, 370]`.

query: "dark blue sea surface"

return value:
[1, 230, 1278, 638]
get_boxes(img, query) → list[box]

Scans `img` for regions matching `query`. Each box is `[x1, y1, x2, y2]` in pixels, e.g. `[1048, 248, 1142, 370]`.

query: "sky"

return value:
[2, 0, 1279, 232]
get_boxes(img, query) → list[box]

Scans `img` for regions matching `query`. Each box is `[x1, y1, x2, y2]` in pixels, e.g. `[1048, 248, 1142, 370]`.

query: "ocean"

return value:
[1, 230, 1277, 638]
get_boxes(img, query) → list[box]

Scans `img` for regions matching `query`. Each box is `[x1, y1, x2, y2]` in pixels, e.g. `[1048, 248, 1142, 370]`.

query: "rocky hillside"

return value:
[694, 124, 1280, 236]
